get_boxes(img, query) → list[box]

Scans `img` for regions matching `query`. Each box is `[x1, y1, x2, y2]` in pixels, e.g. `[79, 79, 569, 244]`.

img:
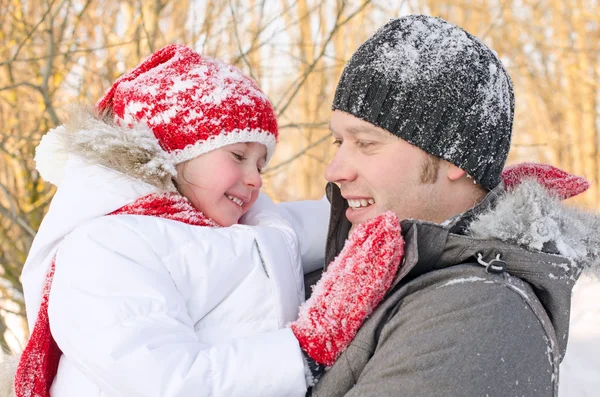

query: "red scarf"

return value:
[14, 192, 218, 397]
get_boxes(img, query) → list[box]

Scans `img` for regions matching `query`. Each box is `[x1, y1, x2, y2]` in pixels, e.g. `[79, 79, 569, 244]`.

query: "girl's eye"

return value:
[332, 139, 342, 147]
[232, 152, 245, 161]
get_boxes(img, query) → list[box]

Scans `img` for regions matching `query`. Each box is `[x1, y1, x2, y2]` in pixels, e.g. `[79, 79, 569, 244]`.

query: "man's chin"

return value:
[349, 222, 358, 236]
[349, 219, 369, 236]
[348, 209, 400, 235]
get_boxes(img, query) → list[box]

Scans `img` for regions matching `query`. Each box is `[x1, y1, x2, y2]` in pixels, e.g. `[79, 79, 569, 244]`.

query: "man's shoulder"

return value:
[378, 266, 556, 393]
[312, 265, 557, 397]
[383, 264, 550, 334]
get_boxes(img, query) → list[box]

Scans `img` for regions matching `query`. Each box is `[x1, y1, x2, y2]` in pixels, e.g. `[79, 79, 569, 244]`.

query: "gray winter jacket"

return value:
[305, 180, 599, 397]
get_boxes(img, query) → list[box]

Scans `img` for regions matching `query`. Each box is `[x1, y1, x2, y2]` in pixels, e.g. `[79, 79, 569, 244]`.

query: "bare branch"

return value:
[0, 40, 142, 67]
[0, 82, 41, 93]
[9, 0, 58, 62]
[263, 133, 330, 174]
[0, 307, 25, 318]
[0, 182, 19, 217]
[40, 9, 60, 126]
[228, 0, 259, 81]
[279, 122, 328, 130]
[479, 0, 509, 41]
[0, 204, 37, 239]
[275, 0, 372, 116]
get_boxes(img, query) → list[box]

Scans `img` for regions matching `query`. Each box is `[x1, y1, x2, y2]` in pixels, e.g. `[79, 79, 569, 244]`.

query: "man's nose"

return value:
[325, 149, 356, 183]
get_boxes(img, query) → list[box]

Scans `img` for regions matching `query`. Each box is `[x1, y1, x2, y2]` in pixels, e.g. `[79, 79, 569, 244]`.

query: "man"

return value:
[305, 15, 598, 396]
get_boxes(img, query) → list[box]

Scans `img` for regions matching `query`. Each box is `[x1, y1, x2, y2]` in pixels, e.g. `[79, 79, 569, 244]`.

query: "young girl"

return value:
[13, 45, 403, 396]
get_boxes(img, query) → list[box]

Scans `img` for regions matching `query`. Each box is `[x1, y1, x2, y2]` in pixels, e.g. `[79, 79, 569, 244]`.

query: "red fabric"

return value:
[14, 260, 61, 397]
[14, 192, 217, 396]
[110, 192, 221, 227]
[291, 211, 404, 366]
[96, 44, 278, 155]
[502, 162, 590, 200]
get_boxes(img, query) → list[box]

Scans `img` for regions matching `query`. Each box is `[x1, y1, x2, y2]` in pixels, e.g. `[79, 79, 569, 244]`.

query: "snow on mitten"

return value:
[291, 211, 404, 368]
[502, 162, 590, 200]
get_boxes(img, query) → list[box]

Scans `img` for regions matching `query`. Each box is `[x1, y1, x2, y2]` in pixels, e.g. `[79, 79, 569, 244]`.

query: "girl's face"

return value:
[176, 142, 267, 226]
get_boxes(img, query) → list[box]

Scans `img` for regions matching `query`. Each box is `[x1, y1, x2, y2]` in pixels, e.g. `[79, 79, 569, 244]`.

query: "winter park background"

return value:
[0, 0, 598, 395]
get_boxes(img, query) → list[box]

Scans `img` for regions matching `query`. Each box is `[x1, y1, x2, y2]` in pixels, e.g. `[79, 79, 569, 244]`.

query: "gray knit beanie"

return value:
[332, 15, 514, 190]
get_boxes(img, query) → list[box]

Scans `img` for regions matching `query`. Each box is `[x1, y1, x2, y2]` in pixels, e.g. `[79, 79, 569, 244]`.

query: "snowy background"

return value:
[559, 276, 600, 396]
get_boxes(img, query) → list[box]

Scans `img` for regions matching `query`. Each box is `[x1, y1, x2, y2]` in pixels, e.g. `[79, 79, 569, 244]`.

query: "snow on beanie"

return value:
[96, 44, 278, 164]
[332, 15, 514, 190]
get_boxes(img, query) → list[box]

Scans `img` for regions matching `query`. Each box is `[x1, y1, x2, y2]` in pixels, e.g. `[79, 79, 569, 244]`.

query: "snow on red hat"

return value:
[96, 44, 278, 164]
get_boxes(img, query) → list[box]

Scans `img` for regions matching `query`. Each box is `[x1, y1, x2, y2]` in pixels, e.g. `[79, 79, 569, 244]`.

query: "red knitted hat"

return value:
[96, 44, 278, 163]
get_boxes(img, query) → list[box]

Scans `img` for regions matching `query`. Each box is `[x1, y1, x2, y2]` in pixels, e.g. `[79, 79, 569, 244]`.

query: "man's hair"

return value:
[419, 154, 488, 196]
[420, 153, 440, 184]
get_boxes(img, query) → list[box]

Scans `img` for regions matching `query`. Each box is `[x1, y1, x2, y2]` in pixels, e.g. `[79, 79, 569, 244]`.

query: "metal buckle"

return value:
[476, 253, 507, 274]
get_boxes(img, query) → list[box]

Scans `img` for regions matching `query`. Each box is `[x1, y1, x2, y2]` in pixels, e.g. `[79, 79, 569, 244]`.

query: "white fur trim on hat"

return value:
[170, 128, 278, 165]
[34, 108, 177, 189]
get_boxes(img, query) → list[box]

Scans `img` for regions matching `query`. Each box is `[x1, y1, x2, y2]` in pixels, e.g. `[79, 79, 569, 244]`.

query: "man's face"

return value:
[325, 110, 442, 228]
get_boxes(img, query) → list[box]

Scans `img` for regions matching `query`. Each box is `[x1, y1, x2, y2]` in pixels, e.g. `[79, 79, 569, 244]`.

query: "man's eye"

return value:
[356, 141, 373, 148]
[332, 139, 342, 147]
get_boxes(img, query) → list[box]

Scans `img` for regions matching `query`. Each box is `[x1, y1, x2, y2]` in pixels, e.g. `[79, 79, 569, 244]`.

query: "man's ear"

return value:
[447, 164, 467, 181]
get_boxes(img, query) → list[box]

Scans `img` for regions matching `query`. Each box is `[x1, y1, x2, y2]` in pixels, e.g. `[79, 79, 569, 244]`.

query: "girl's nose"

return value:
[245, 167, 263, 189]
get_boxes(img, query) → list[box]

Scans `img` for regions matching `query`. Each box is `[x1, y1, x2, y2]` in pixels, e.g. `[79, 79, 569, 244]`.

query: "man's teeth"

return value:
[227, 195, 244, 207]
[347, 198, 375, 209]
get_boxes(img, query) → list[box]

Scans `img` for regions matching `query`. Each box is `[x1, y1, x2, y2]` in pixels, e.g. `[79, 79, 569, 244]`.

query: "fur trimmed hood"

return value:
[35, 105, 179, 191]
[468, 179, 599, 277]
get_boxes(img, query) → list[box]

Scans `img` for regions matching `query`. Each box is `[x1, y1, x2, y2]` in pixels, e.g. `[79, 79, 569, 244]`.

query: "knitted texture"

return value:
[111, 192, 221, 227]
[96, 44, 278, 163]
[291, 211, 404, 366]
[14, 193, 218, 397]
[14, 260, 60, 397]
[332, 15, 514, 190]
[501, 162, 590, 200]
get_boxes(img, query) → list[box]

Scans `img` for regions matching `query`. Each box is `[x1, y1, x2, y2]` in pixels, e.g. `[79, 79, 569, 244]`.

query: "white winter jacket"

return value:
[20, 112, 329, 397]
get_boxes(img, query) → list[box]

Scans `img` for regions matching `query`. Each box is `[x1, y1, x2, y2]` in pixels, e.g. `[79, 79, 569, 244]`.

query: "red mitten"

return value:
[501, 162, 590, 200]
[291, 211, 404, 366]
